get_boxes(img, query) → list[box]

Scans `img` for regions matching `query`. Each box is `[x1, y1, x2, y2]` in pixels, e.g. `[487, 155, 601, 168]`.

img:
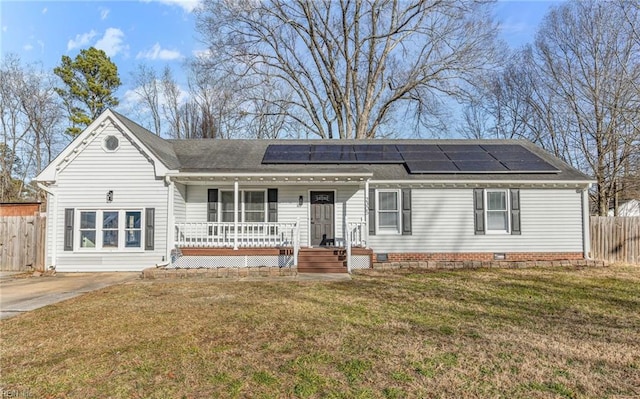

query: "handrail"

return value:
[175, 222, 297, 248]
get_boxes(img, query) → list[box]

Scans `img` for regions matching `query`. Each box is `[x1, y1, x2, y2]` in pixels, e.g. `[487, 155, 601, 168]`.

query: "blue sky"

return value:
[0, 0, 559, 114]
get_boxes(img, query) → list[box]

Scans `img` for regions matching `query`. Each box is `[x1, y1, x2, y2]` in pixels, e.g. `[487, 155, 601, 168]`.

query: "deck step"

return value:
[297, 248, 348, 273]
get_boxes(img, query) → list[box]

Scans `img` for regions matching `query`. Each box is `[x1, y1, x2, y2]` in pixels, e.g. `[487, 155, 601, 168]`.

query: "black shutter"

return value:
[207, 189, 218, 222]
[64, 208, 74, 251]
[473, 189, 485, 235]
[510, 189, 521, 235]
[368, 188, 376, 235]
[401, 188, 412, 235]
[267, 188, 278, 222]
[145, 208, 155, 250]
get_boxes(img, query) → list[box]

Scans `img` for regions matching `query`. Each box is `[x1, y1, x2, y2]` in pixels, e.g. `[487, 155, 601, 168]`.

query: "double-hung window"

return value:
[377, 190, 401, 234]
[79, 211, 97, 248]
[485, 189, 509, 233]
[219, 190, 267, 223]
[125, 211, 142, 247]
[102, 211, 119, 248]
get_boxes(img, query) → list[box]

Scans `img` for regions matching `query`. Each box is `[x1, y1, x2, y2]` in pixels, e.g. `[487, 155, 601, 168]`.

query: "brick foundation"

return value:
[379, 252, 584, 262]
[365, 258, 604, 272]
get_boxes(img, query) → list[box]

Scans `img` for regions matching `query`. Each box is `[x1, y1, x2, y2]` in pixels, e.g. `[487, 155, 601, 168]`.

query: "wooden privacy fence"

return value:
[590, 217, 640, 264]
[0, 215, 46, 272]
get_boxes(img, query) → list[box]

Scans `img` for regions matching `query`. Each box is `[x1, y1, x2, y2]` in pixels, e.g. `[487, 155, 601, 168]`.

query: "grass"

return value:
[1, 265, 639, 398]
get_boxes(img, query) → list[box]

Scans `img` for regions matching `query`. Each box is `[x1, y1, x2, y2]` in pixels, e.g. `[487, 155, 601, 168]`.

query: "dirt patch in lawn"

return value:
[1, 265, 639, 398]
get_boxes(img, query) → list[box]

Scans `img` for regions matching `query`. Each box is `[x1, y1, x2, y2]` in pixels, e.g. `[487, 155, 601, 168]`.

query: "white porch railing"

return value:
[175, 222, 298, 248]
[346, 219, 367, 248]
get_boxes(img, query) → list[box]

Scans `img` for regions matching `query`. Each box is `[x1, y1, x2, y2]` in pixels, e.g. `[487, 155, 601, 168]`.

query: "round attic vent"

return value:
[103, 135, 119, 151]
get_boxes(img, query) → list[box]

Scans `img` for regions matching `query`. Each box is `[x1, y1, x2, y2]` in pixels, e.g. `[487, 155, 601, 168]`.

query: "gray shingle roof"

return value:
[117, 112, 592, 182]
[111, 110, 181, 170]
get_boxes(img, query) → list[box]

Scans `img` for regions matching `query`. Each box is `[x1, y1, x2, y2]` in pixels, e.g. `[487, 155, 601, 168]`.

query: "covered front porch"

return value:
[166, 171, 373, 272]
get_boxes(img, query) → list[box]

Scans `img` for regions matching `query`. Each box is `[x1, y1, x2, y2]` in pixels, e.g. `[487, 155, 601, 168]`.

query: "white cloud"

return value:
[37, 40, 45, 53]
[137, 43, 182, 60]
[94, 28, 128, 57]
[140, 0, 201, 13]
[42, 7, 47, 14]
[100, 7, 110, 20]
[2, 26, 7, 32]
[192, 48, 212, 59]
[23, 44, 33, 51]
[68, 30, 97, 51]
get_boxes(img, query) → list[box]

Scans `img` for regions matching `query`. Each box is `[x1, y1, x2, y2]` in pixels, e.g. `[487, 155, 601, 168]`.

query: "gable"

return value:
[36, 110, 172, 182]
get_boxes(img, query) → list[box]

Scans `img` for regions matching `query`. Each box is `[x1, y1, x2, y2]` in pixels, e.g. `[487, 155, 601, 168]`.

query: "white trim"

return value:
[364, 179, 370, 248]
[484, 189, 510, 234]
[307, 189, 337, 247]
[375, 189, 402, 235]
[233, 181, 239, 250]
[369, 180, 594, 186]
[167, 172, 373, 178]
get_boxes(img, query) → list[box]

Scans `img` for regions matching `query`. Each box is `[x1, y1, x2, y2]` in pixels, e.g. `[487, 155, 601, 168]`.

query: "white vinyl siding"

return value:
[368, 188, 583, 253]
[173, 183, 187, 223]
[49, 122, 168, 271]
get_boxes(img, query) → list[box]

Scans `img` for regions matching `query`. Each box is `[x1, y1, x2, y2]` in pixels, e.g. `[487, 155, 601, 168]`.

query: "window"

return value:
[125, 211, 142, 248]
[220, 190, 267, 223]
[377, 190, 401, 234]
[76, 210, 144, 250]
[102, 211, 119, 248]
[244, 191, 265, 222]
[80, 211, 96, 248]
[103, 135, 119, 151]
[486, 189, 509, 233]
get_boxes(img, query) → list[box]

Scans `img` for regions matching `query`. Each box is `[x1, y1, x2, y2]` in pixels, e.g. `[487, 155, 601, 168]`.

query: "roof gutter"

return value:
[166, 171, 374, 178]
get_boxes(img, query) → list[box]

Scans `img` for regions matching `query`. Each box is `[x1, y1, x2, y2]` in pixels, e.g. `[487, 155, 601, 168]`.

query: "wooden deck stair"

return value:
[297, 248, 348, 273]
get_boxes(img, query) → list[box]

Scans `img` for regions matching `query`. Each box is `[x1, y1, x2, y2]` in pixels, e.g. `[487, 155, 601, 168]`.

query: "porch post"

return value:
[166, 177, 175, 263]
[364, 179, 370, 248]
[234, 180, 239, 250]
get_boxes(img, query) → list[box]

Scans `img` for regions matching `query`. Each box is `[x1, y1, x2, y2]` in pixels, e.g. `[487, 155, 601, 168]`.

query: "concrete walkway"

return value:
[0, 272, 139, 320]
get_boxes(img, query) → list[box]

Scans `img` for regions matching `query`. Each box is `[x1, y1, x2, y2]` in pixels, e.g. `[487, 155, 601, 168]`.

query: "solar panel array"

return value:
[261, 144, 559, 174]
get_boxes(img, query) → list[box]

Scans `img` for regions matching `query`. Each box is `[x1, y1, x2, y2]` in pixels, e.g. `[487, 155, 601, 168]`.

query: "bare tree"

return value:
[1, 55, 64, 202]
[131, 64, 162, 135]
[160, 66, 184, 138]
[196, 0, 500, 139]
[534, 0, 640, 215]
[462, 0, 640, 215]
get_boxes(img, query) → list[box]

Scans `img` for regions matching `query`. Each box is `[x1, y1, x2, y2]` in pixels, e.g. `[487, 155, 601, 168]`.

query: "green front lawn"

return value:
[1, 266, 639, 398]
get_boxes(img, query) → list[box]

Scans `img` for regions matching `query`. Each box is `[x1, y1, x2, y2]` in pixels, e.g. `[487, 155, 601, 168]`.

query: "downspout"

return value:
[582, 185, 591, 259]
[159, 176, 174, 267]
[37, 183, 56, 270]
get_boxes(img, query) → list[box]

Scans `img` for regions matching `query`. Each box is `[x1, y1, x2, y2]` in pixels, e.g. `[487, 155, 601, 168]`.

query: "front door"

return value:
[310, 191, 335, 246]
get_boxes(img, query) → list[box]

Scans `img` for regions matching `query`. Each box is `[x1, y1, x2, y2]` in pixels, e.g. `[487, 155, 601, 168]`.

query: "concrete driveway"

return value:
[0, 272, 140, 320]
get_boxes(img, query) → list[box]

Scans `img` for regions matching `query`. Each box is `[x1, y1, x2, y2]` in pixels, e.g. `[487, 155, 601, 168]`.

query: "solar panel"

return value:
[405, 160, 459, 173]
[454, 160, 509, 172]
[400, 151, 449, 161]
[262, 142, 560, 173]
[438, 144, 486, 153]
[396, 144, 441, 153]
[502, 161, 559, 172]
[444, 151, 496, 162]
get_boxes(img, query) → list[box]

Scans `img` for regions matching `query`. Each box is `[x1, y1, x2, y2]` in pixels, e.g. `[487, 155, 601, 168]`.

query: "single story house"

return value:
[608, 199, 640, 217]
[35, 110, 594, 272]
